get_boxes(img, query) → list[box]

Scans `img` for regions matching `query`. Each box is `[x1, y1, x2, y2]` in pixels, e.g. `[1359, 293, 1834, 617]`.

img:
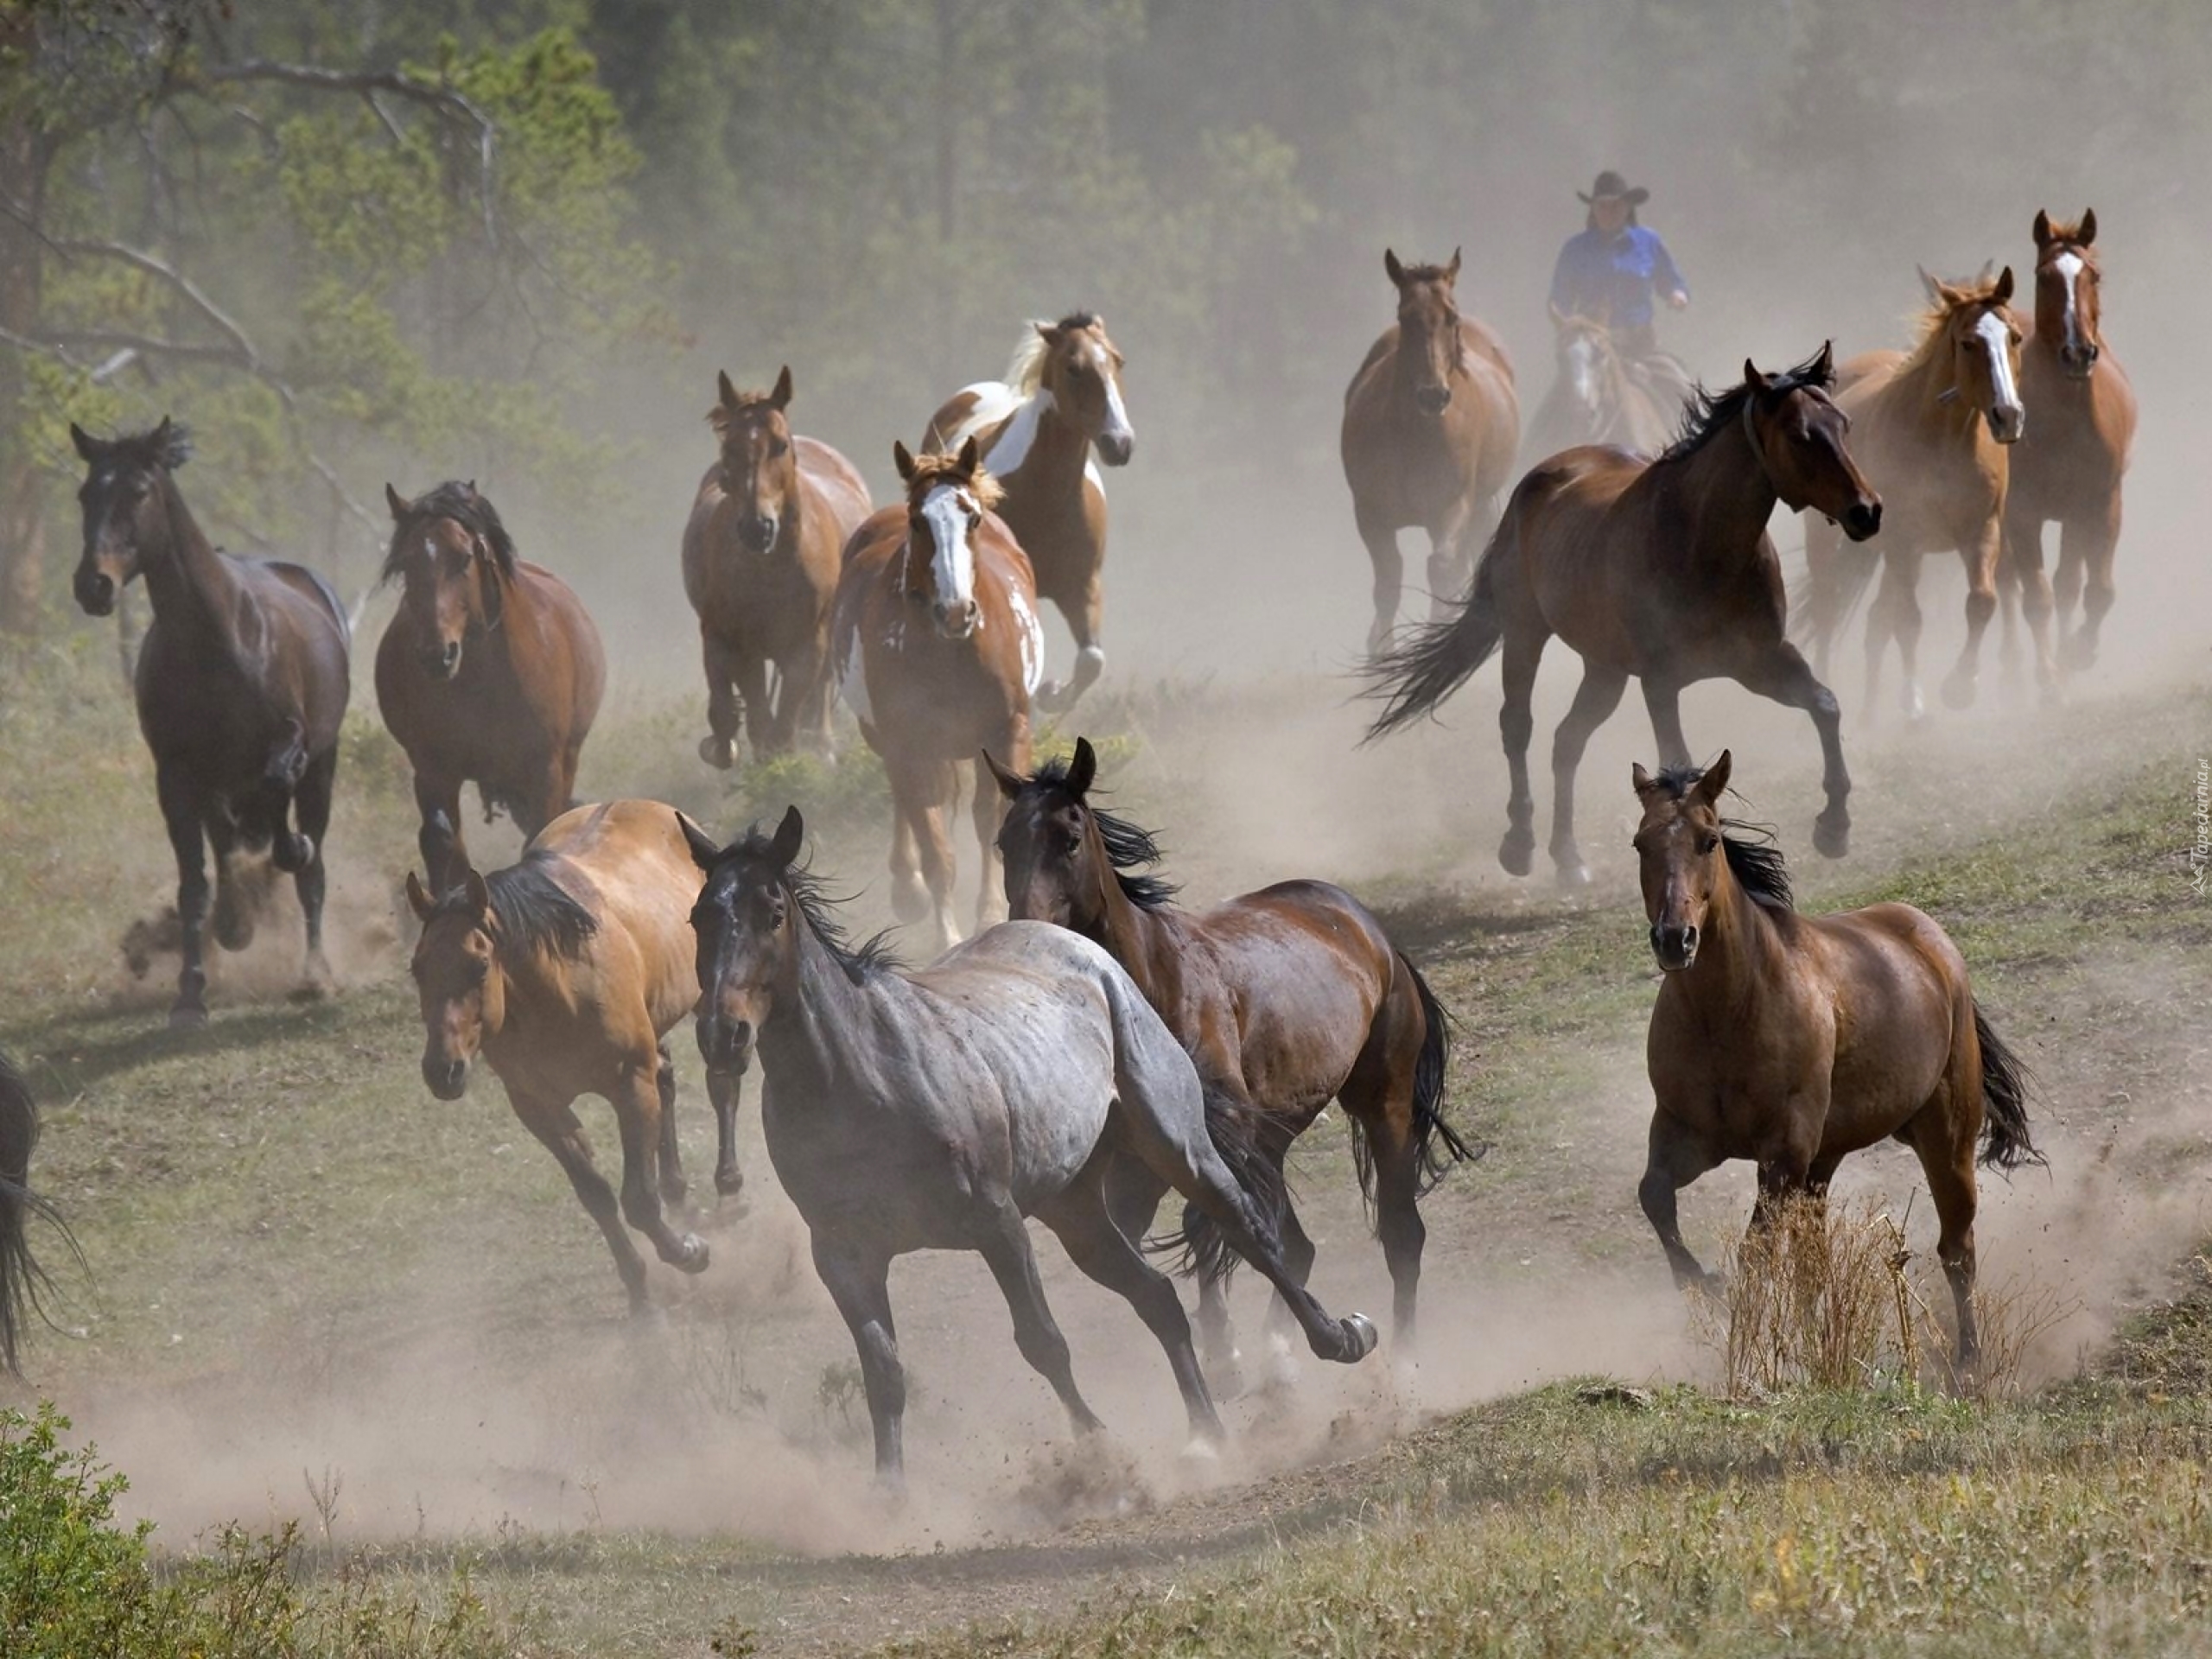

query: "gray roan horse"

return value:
[683, 808, 1378, 1484]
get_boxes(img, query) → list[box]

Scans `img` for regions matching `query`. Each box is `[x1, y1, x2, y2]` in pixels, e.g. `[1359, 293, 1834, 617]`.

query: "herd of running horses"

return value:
[0, 207, 2128, 1485]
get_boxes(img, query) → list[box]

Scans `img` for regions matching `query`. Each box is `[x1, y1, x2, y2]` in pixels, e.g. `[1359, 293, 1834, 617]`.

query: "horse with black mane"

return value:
[71, 420, 351, 1026]
[1, 1049, 82, 1376]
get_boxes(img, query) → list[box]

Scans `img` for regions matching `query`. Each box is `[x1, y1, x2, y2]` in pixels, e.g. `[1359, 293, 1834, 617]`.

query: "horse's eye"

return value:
[769, 438, 789, 457]
[468, 960, 489, 984]
[1697, 835, 1719, 855]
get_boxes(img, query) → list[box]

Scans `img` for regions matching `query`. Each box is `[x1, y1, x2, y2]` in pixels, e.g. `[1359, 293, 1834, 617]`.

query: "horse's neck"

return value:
[1881, 345, 1980, 440]
[1086, 872, 1185, 1004]
[1678, 864, 1780, 1020]
[762, 926, 886, 1092]
[1665, 419, 1775, 559]
[998, 392, 1087, 500]
[141, 477, 245, 641]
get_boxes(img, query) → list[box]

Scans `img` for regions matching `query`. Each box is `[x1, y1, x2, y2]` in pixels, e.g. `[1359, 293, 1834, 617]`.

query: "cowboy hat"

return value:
[1577, 169, 1650, 207]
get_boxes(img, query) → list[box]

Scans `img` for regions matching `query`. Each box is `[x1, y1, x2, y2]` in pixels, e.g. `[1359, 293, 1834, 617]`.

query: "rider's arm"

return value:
[1649, 231, 1689, 308]
[1548, 236, 1586, 314]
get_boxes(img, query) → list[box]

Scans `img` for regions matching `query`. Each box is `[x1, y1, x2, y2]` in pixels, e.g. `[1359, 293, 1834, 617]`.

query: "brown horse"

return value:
[1799, 269, 2025, 718]
[1525, 307, 1679, 462]
[407, 799, 742, 1309]
[2002, 210, 2137, 693]
[921, 313, 1130, 709]
[1630, 753, 2040, 1370]
[685, 368, 874, 766]
[70, 421, 351, 1027]
[988, 738, 1471, 1365]
[377, 481, 606, 893]
[1368, 348, 1881, 882]
[1341, 249, 1520, 653]
[834, 439, 1043, 954]
[1, 1048, 81, 1376]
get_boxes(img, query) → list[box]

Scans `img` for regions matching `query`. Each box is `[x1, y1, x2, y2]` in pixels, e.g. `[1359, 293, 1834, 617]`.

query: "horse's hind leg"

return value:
[155, 761, 213, 1027]
[1904, 1083, 1983, 1376]
[1357, 507, 1404, 658]
[811, 1235, 907, 1484]
[290, 747, 337, 995]
[974, 1194, 1106, 1437]
[1548, 664, 1629, 886]
[512, 1090, 652, 1313]
[1736, 643, 1853, 858]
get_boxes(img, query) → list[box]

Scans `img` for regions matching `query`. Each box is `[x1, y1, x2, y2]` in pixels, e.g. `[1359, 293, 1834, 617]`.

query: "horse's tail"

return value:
[1973, 1003, 2045, 1173]
[0, 1050, 80, 1376]
[1346, 955, 1484, 1223]
[1362, 513, 1510, 740]
[1159, 1080, 1287, 1294]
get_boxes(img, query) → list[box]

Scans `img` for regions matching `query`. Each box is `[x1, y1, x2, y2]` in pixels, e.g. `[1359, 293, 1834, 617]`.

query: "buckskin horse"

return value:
[832, 439, 1043, 954]
[1341, 249, 1520, 653]
[1630, 753, 2040, 1371]
[990, 738, 1471, 1370]
[683, 806, 1377, 1484]
[685, 368, 873, 766]
[921, 313, 1130, 708]
[377, 481, 606, 892]
[71, 421, 351, 1026]
[406, 800, 743, 1309]
[2002, 211, 2136, 695]
[1798, 268, 2026, 718]
[1367, 348, 1880, 883]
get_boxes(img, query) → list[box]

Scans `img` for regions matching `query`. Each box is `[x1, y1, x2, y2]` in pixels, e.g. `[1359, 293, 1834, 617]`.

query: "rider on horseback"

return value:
[1549, 171, 1694, 411]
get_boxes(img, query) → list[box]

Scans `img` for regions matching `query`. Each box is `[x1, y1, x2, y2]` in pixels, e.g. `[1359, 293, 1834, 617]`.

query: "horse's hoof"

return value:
[674, 1234, 711, 1274]
[1554, 858, 1592, 889]
[272, 833, 313, 874]
[697, 734, 736, 771]
[1337, 1313, 1380, 1363]
[715, 1165, 746, 1200]
[1812, 812, 1851, 860]
[168, 1003, 209, 1031]
[1179, 1433, 1224, 1465]
[1498, 827, 1536, 878]
[1902, 689, 1927, 723]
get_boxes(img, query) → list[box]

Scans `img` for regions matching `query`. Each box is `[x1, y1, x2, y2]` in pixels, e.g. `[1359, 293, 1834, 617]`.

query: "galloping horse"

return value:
[921, 313, 1130, 708]
[1367, 349, 1881, 882]
[378, 481, 606, 892]
[70, 421, 351, 1026]
[832, 439, 1043, 953]
[1524, 308, 1677, 461]
[989, 739, 1471, 1365]
[2003, 211, 2136, 693]
[1798, 269, 2025, 718]
[685, 368, 873, 766]
[406, 800, 741, 1308]
[1630, 753, 2040, 1370]
[2, 1049, 80, 1376]
[1341, 249, 1520, 652]
[683, 807, 1377, 1484]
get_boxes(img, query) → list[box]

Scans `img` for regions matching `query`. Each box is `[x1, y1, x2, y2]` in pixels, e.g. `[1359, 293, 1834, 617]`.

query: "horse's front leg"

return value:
[1356, 505, 1404, 658]
[511, 1086, 652, 1313]
[2063, 503, 2121, 671]
[155, 761, 213, 1027]
[697, 627, 741, 770]
[2006, 502, 2064, 705]
[969, 736, 1021, 936]
[414, 772, 468, 893]
[290, 748, 337, 996]
[1638, 1109, 1726, 1292]
[733, 647, 776, 762]
[1426, 498, 1478, 621]
[706, 1065, 746, 1205]
[612, 1058, 709, 1275]
[653, 1040, 689, 1212]
[1039, 572, 1105, 711]
[811, 1234, 907, 1487]
[1941, 516, 2003, 709]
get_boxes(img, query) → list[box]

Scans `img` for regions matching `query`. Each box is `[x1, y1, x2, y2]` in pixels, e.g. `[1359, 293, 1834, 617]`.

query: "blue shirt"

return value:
[1548, 225, 1688, 332]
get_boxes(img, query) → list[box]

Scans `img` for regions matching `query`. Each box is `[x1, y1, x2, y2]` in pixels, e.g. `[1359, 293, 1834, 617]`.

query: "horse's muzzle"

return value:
[740, 513, 778, 553]
[1988, 404, 2026, 445]
[1649, 923, 1699, 973]
[75, 569, 116, 616]
[934, 601, 980, 640]
[423, 1055, 470, 1100]
[697, 1014, 753, 1077]
[420, 641, 462, 679]
[1842, 500, 1882, 543]
[1096, 431, 1134, 467]
[2060, 343, 2098, 379]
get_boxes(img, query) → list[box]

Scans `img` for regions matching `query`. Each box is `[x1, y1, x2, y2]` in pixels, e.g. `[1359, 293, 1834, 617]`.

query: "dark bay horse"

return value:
[1798, 269, 2025, 718]
[989, 738, 1471, 1365]
[832, 439, 1043, 953]
[1341, 249, 1520, 652]
[685, 368, 873, 766]
[1367, 349, 1881, 883]
[683, 807, 1377, 1484]
[377, 481, 606, 893]
[1525, 308, 1678, 461]
[922, 313, 1130, 709]
[1630, 753, 2040, 1370]
[2003, 211, 2136, 692]
[70, 421, 351, 1026]
[2, 1049, 80, 1376]
[406, 800, 741, 1308]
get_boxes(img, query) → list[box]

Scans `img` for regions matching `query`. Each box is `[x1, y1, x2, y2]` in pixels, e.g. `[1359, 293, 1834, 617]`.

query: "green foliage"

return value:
[0, 1403, 161, 1657]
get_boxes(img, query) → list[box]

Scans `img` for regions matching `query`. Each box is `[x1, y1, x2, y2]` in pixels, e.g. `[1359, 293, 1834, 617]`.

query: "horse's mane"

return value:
[382, 481, 519, 586]
[106, 423, 193, 472]
[1645, 764, 1794, 912]
[435, 853, 599, 959]
[902, 451, 1005, 513]
[2040, 218, 2095, 255]
[1004, 312, 1101, 395]
[1659, 346, 1834, 465]
[1032, 754, 1179, 912]
[722, 824, 901, 983]
[1897, 274, 2013, 377]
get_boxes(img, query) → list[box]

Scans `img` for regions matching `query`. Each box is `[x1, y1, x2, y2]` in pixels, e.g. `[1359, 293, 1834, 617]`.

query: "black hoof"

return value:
[698, 734, 735, 771]
[1498, 826, 1535, 878]
[168, 1002, 209, 1031]
[1812, 811, 1851, 860]
[271, 833, 313, 874]
[715, 1165, 746, 1200]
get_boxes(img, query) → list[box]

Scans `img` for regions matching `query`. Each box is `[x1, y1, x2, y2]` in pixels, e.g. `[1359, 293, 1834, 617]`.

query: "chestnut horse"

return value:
[1, 1048, 81, 1376]
[407, 800, 742, 1309]
[685, 368, 873, 766]
[832, 439, 1043, 953]
[1630, 753, 2040, 1370]
[921, 313, 1130, 709]
[989, 738, 1471, 1365]
[1798, 268, 2025, 718]
[1342, 249, 1520, 652]
[377, 481, 606, 893]
[683, 807, 1376, 1484]
[1525, 308, 1676, 462]
[2002, 210, 2136, 694]
[1368, 349, 1881, 882]
[70, 421, 350, 1026]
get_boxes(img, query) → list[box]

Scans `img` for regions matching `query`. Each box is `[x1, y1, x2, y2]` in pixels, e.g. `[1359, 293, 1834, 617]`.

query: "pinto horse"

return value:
[70, 421, 350, 1026]
[1341, 249, 1520, 653]
[377, 481, 606, 893]
[1367, 348, 1881, 883]
[1525, 308, 1677, 462]
[406, 800, 741, 1308]
[1798, 268, 2025, 718]
[989, 738, 1471, 1364]
[832, 439, 1043, 953]
[685, 368, 873, 766]
[1630, 753, 2040, 1370]
[921, 313, 1130, 709]
[683, 807, 1376, 1484]
[2003, 210, 2137, 693]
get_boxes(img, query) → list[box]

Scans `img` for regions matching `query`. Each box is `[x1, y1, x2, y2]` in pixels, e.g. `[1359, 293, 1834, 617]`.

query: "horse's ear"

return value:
[1383, 247, 1406, 287]
[680, 814, 723, 874]
[2077, 207, 2096, 246]
[893, 440, 917, 483]
[385, 482, 409, 521]
[956, 434, 982, 478]
[1445, 246, 1462, 283]
[1548, 300, 1566, 327]
[769, 804, 804, 869]
[717, 369, 740, 409]
[2032, 208, 2053, 248]
[1812, 340, 1834, 382]
[405, 870, 435, 921]
[1694, 750, 1732, 806]
[1065, 735, 1098, 798]
[771, 365, 793, 410]
[462, 869, 492, 920]
[68, 422, 104, 463]
[1993, 265, 2016, 305]
[1631, 762, 1657, 796]
[982, 748, 1026, 801]
[1035, 318, 1065, 346]
[1917, 264, 1944, 306]
[1742, 358, 1767, 392]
